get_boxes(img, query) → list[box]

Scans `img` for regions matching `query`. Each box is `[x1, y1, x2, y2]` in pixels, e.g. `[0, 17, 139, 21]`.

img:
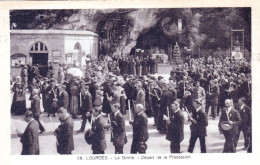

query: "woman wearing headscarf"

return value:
[11, 76, 26, 115]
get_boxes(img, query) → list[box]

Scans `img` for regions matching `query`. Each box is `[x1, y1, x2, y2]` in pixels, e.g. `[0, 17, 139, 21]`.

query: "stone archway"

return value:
[29, 41, 49, 76]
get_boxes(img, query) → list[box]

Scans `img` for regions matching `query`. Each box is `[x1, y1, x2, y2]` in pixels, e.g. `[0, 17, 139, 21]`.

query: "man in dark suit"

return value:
[234, 97, 251, 150]
[54, 107, 74, 154]
[158, 83, 173, 134]
[57, 85, 69, 110]
[218, 99, 241, 153]
[77, 85, 93, 133]
[149, 82, 162, 127]
[30, 89, 45, 133]
[89, 106, 107, 154]
[109, 103, 127, 154]
[188, 99, 208, 153]
[130, 104, 149, 154]
[89, 79, 98, 103]
[16, 110, 40, 155]
[165, 101, 185, 153]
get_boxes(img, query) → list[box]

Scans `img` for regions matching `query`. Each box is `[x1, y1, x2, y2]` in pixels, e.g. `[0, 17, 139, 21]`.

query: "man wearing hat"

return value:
[130, 104, 149, 154]
[187, 99, 208, 153]
[218, 99, 241, 153]
[30, 89, 45, 133]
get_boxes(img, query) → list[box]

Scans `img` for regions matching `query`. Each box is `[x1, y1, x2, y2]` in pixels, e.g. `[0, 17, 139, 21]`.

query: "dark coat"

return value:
[120, 94, 126, 115]
[151, 87, 162, 107]
[166, 110, 185, 142]
[21, 120, 39, 155]
[132, 112, 149, 142]
[81, 92, 93, 114]
[57, 91, 69, 110]
[123, 81, 133, 100]
[209, 85, 220, 105]
[31, 95, 41, 117]
[55, 116, 74, 154]
[190, 108, 208, 136]
[89, 82, 98, 103]
[110, 111, 127, 147]
[141, 59, 149, 75]
[129, 60, 136, 75]
[102, 82, 113, 114]
[218, 108, 241, 135]
[238, 104, 251, 128]
[160, 89, 173, 112]
[91, 116, 107, 151]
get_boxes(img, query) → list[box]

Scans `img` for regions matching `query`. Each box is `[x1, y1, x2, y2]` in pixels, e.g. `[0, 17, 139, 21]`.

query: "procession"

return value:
[10, 8, 252, 155]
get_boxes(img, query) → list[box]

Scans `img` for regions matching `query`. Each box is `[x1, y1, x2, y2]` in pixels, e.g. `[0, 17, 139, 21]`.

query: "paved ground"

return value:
[11, 111, 246, 155]
[10, 64, 247, 154]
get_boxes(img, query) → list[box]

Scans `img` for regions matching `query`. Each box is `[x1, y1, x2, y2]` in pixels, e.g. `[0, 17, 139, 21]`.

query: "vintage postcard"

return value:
[0, 0, 259, 165]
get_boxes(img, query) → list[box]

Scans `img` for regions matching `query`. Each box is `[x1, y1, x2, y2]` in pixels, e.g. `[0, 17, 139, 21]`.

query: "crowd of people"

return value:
[11, 54, 252, 154]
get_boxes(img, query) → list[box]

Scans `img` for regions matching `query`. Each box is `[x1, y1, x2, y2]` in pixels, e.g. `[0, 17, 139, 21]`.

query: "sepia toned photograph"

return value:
[9, 8, 252, 155]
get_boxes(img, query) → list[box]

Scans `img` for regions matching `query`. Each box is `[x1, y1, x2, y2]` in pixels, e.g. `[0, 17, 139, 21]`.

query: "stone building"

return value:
[10, 29, 99, 77]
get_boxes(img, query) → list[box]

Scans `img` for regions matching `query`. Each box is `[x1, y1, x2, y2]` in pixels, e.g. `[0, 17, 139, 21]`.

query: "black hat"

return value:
[158, 76, 164, 80]
[150, 76, 157, 80]
[138, 142, 147, 153]
[84, 130, 93, 145]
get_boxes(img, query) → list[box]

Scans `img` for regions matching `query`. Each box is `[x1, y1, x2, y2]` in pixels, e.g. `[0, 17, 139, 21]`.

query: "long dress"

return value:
[58, 67, 65, 84]
[70, 85, 79, 116]
[11, 83, 26, 115]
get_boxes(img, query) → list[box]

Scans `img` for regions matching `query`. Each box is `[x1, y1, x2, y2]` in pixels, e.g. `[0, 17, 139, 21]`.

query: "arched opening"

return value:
[29, 41, 48, 76]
